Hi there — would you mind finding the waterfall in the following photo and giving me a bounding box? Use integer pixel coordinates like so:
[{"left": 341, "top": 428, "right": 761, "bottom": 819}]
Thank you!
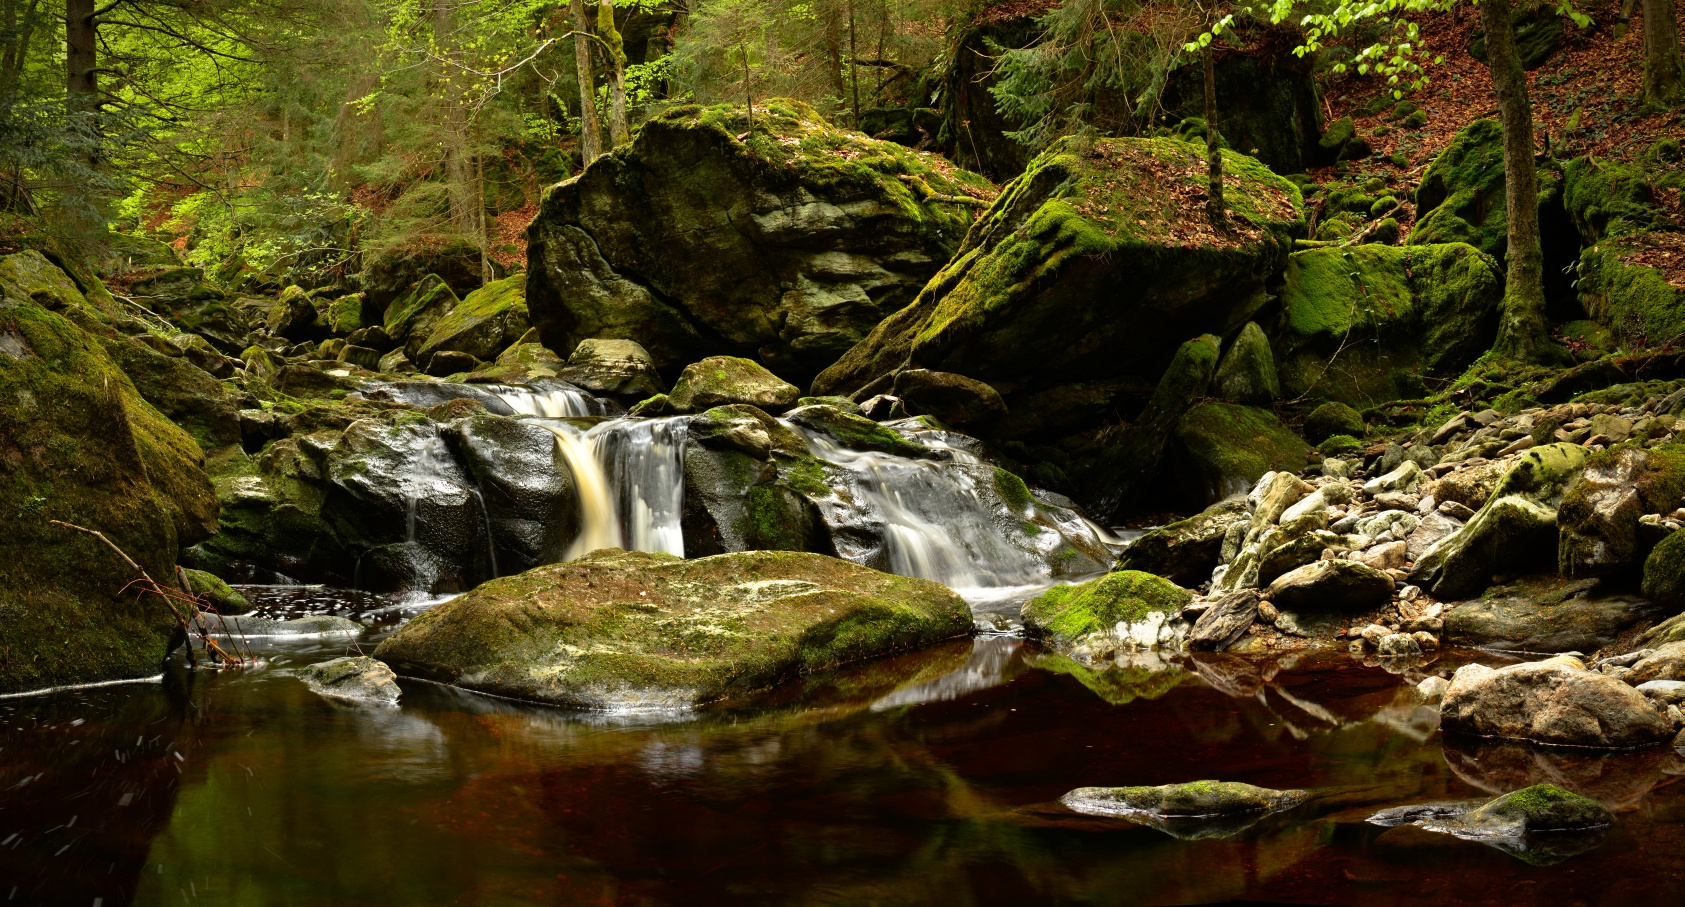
[
  {"left": 588, "top": 418, "right": 688, "bottom": 557},
  {"left": 491, "top": 383, "right": 608, "bottom": 418},
  {"left": 541, "top": 423, "right": 625, "bottom": 559}
]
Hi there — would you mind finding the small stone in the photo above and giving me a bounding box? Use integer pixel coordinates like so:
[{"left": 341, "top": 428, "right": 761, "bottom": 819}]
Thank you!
[
  {"left": 298, "top": 656, "right": 401, "bottom": 704},
  {"left": 1361, "top": 624, "right": 1391, "bottom": 645},
  {"left": 1399, "top": 584, "right": 1423, "bottom": 603},
  {"left": 1401, "top": 616, "right": 1444, "bottom": 633},
  {"left": 1412, "top": 630, "right": 1439, "bottom": 650},
  {"left": 1378, "top": 633, "right": 1422, "bottom": 656},
  {"left": 1437, "top": 500, "right": 1476, "bottom": 520},
  {"left": 1417, "top": 675, "right": 1449, "bottom": 701},
  {"left": 1257, "top": 601, "right": 1280, "bottom": 623}
]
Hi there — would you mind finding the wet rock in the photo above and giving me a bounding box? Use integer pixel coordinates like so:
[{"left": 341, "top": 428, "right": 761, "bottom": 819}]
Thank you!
[
  {"left": 1378, "top": 633, "right": 1421, "bottom": 656},
  {"left": 1022, "top": 571, "right": 1194, "bottom": 654},
  {"left": 784, "top": 404, "right": 930, "bottom": 458},
  {"left": 526, "top": 102, "right": 987, "bottom": 384},
  {"left": 1425, "top": 785, "right": 1611, "bottom": 837},
  {"left": 556, "top": 337, "right": 665, "bottom": 400},
  {"left": 1211, "top": 322, "right": 1280, "bottom": 404},
  {"left": 891, "top": 369, "right": 1007, "bottom": 433},
  {"left": 666, "top": 356, "right": 801, "bottom": 414},
  {"left": 1413, "top": 444, "right": 1590, "bottom": 598},
  {"left": 1061, "top": 781, "right": 1309, "bottom": 839},
  {"left": 442, "top": 412, "right": 577, "bottom": 574},
  {"left": 200, "top": 613, "right": 362, "bottom": 637},
  {"left": 680, "top": 406, "right": 831, "bottom": 557},
  {"left": 1267, "top": 560, "right": 1394, "bottom": 612},
  {"left": 1187, "top": 590, "right": 1260, "bottom": 652},
  {"left": 1117, "top": 499, "right": 1250, "bottom": 586},
  {"left": 182, "top": 568, "right": 252, "bottom": 616},
  {"left": 426, "top": 350, "right": 482, "bottom": 376},
  {"left": 1444, "top": 577, "right": 1659, "bottom": 653},
  {"left": 1441, "top": 656, "right": 1673, "bottom": 748},
  {"left": 373, "top": 549, "right": 973, "bottom": 709},
  {"left": 299, "top": 656, "right": 401, "bottom": 704}
]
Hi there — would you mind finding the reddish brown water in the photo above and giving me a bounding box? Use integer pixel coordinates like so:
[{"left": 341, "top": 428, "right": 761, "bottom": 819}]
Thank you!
[{"left": 3, "top": 588, "right": 1683, "bottom": 906}]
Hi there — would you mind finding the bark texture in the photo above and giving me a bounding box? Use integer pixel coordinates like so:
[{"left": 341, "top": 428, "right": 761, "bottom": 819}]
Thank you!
[
  {"left": 1642, "top": 0, "right": 1685, "bottom": 107},
  {"left": 570, "top": 0, "right": 602, "bottom": 164}
]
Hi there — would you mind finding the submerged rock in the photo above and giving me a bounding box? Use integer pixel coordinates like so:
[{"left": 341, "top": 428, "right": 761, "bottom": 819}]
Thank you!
[
  {"left": 525, "top": 101, "right": 990, "bottom": 383},
  {"left": 299, "top": 656, "right": 401, "bottom": 704},
  {"left": 1373, "top": 784, "right": 1610, "bottom": 865},
  {"left": 1062, "top": 781, "right": 1309, "bottom": 839},
  {"left": 200, "top": 613, "right": 362, "bottom": 637},
  {"left": 1441, "top": 656, "right": 1673, "bottom": 748},
  {"left": 372, "top": 549, "right": 973, "bottom": 709}
]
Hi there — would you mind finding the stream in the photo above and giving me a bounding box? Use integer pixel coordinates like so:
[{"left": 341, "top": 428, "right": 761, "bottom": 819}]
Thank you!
[{"left": 5, "top": 589, "right": 1684, "bottom": 905}]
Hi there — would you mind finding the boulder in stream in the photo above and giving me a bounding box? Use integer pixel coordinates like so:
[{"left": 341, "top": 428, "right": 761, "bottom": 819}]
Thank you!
[
  {"left": 1021, "top": 571, "right": 1194, "bottom": 655},
  {"left": 299, "top": 656, "right": 402, "bottom": 704},
  {"left": 1441, "top": 656, "right": 1674, "bottom": 748},
  {"left": 1444, "top": 577, "right": 1660, "bottom": 653},
  {"left": 666, "top": 356, "right": 802, "bottom": 414},
  {"left": 1062, "top": 781, "right": 1309, "bottom": 839},
  {"left": 372, "top": 549, "right": 973, "bottom": 709},
  {"left": 1267, "top": 560, "right": 1394, "bottom": 613}
]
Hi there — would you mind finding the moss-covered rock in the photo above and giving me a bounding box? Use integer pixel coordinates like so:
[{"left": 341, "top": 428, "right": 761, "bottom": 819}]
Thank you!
[
  {"left": 360, "top": 235, "right": 486, "bottom": 311},
  {"left": 1273, "top": 243, "right": 1503, "bottom": 406},
  {"left": 1115, "top": 498, "right": 1249, "bottom": 586},
  {"left": 891, "top": 369, "right": 1007, "bottom": 432},
  {"left": 555, "top": 337, "right": 665, "bottom": 400},
  {"left": 1169, "top": 401, "right": 1312, "bottom": 510},
  {"left": 1084, "top": 334, "right": 1222, "bottom": 516},
  {"left": 383, "top": 275, "right": 460, "bottom": 361},
  {"left": 784, "top": 404, "right": 930, "bottom": 458},
  {"left": 322, "top": 293, "right": 368, "bottom": 336},
  {"left": 1211, "top": 322, "right": 1280, "bottom": 404},
  {"left": 667, "top": 355, "right": 802, "bottom": 414},
  {"left": 681, "top": 404, "right": 833, "bottom": 556},
  {"left": 0, "top": 254, "right": 218, "bottom": 693},
  {"left": 372, "top": 548, "right": 972, "bottom": 708},
  {"left": 416, "top": 273, "right": 529, "bottom": 369},
  {"left": 96, "top": 332, "right": 246, "bottom": 452},
  {"left": 814, "top": 135, "right": 1301, "bottom": 422},
  {"left": 1414, "top": 443, "right": 1590, "bottom": 598},
  {"left": 1021, "top": 571, "right": 1193, "bottom": 649},
  {"left": 525, "top": 100, "right": 993, "bottom": 385},
  {"left": 1644, "top": 529, "right": 1685, "bottom": 608},
  {"left": 1410, "top": 120, "right": 1510, "bottom": 255},
  {"left": 181, "top": 567, "right": 251, "bottom": 615},
  {"left": 1557, "top": 444, "right": 1685, "bottom": 579},
  {"left": 1304, "top": 401, "right": 1364, "bottom": 443}
]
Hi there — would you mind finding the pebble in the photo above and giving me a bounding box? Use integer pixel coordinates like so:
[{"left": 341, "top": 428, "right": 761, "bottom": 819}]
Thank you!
[{"left": 1417, "top": 676, "right": 1449, "bottom": 702}]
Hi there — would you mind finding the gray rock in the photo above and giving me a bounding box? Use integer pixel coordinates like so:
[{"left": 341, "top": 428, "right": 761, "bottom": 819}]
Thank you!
[
  {"left": 1188, "top": 590, "right": 1260, "bottom": 652},
  {"left": 1061, "top": 781, "right": 1308, "bottom": 839},
  {"left": 892, "top": 369, "right": 1008, "bottom": 432},
  {"left": 442, "top": 412, "right": 578, "bottom": 573},
  {"left": 1267, "top": 559, "right": 1395, "bottom": 612},
  {"left": 299, "top": 656, "right": 401, "bottom": 704},
  {"left": 1630, "top": 642, "right": 1685, "bottom": 685},
  {"left": 1363, "top": 459, "right": 1421, "bottom": 495},
  {"left": 1441, "top": 656, "right": 1673, "bottom": 748},
  {"left": 667, "top": 356, "right": 801, "bottom": 414},
  {"left": 557, "top": 338, "right": 666, "bottom": 400},
  {"left": 1117, "top": 499, "right": 1250, "bottom": 586},
  {"left": 1444, "top": 577, "right": 1659, "bottom": 653},
  {"left": 1377, "top": 633, "right": 1422, "bottom": 656},
  {"left": 1420, "top": 784, "right": 1612, "bottom": 838},
  {"left": 1636, "top": 680, "right": 1685, "bottom": 707}
]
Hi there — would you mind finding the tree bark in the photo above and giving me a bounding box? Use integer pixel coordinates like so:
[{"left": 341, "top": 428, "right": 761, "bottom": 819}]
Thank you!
[
  {"left": 65, "top": 0, "right": 95, "bottom": 110},
  {"left": 823, "top": 3, "right": 845, "bottom": 104},
  {"left": 1203, "top": 47, "right": 1224, "bottom": 226},
  {"left": 598, "top": 0, "right": 629, "bottom": 148},
  {"left": 847, "top": 0, "right": 860, "bottom": 127},
  {"left": 570, "top": 0, "right": 602, "bottom": 165},
  {"left": 1642, "top": 0, "right": 1685, "bottom": 107},
  {"left": 1, "top": 0, "right": 42, "bottom": 99},
  {"left": 1479, "top": 0, "right": 1553, "bottom": 362}
]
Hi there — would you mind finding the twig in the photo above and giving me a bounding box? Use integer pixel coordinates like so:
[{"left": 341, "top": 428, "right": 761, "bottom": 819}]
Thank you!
[{"left": 50, "top": 520, "right": 151, "bottom": 580}]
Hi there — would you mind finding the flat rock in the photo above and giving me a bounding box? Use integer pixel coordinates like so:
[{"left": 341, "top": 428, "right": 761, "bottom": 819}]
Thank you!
[
  {"left": 299, "top": 656, "right": 401, "bottom": 704},
  {"left": 1062, "top": 781, "right": 1309, "bottom": 839},
  {"left": 1441, "top": 656, "right": 1673, "bottom": 748},
  {"left": 373, "top": 549, "right": 972, "bottom": 709},
  {"left": 1444, "top": 577, "right": 1659, "bottom": 653},
  {"left": 1188, "top": 590, "right": 1260, "bottom": 652}
]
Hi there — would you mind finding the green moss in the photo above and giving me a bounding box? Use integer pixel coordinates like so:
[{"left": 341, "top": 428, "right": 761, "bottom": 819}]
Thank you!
[
  {"left": 1643, "top": 529, "right": 1685, "bottom": 607},
  {"left": 1411, "top": 120, "right": 1507, "bottom": 255},
  {"left": 1171, "top": 402, "right": 1312, "bottom": 507},
  {"left": 323, "top": 294, "right": 366, "bottom": 335},
  {"left": 1574, "top": 242, "right": 1685, "bottom": 349},
  {"left": 1304, "top": 401, "right": 1365, "bottom": 443},
  {"left": 1021, "top": 571, "right": 1192, "bottom": 643},
  {"left": 1563, "top": 157, "right": 1665, "bottom": 241},
  {"left": 1320, "top": 434, "right": 1363, "bottom": 455},
  {"left": 994, "top": 467, "right": 1032, "bottom": 511}
]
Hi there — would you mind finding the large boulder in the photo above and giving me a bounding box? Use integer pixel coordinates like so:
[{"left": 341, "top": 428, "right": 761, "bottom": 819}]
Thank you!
[
  {"left": 525, "top": 100, "right": 993, "bottom": 385},
  {"left": 680, "top": 404, "right": 834, "bottom": 556},
  {"left": 556, "top": 337, "right": 665, "bottom": 400},
  {"left": 1559, "top": 445, "right": 1685, "bottom": 579},
  {"left": 1644, "top": 529, "right": 1685, "bottom": 608},
  {"left": 0, "top": 254, "right": 218, "bottom": 693},
  {"left": 1168, "top": 401, "right": 1312, "bottom": 510},
  {"left": 1267, "top": 559, "right": 1394, "bottom": 612},
  {"left": 1413, "top": 443, "right": 1589, "bottom": 599},
  {"left": 415, "top": 273, "right": 529, "bottom": 370},
  {"left": 360, "top": 235, "right": 486, "bottom": 311},
  {"left": 1410, "top": 120, "right": 1511, "bottom": 256},
  {"left": 96, "top": 331, "right": 247, "bottom": 452},
  {"left": 1272, "top": 243, "right": 1503, "bottom": 406},
  {"left": 442, "top": 411, "right": 578, "bottom": 574},
  {"left": 891, "top": 369, "right": 1007, "bottom": 433},
  {"left": 1210, "top": 322, "right": 1280, "bottom": 404},
  {"left": 1441, "top": 656, "right": 1673, "bottom": 747},
  {"left": 372, "top": 548, "right": 973, "bottom": 708},
  {"left": 383, "top": 275, "right": 461, "bottom": 361}
]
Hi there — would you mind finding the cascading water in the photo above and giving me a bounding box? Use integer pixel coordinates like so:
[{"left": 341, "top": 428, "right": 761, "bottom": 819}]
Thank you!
[{"left": 542, "top": 424, "right": 624, "bottom": 559}]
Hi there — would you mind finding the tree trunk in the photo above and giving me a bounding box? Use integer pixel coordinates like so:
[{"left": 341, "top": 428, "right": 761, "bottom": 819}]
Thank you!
[
  {"left": 1, "top": 0, "right": 42, "bottom": 99},
  {"left": 847, "top": 0, "right": 860, "bottom": 127},
  {"left": 1479, "top": 0, "right": 1553, "bottom": 362},
  {"left": 570, "top": 0, "right": 602, "bottom": 165},
  {"left": 741, "top": 41, "right": 753, "bottom": 130},
  {"left": 65, "top": 0, "right": 95, "bottom": 110},
  {"left": 823, "top": 4, "right": 845, "bottom": 104},
  {"left": 1642, "top": 0, "right": 1685, "bottom": 107},
  {"left": 1203, "top": 47, "right": 1224, "bottom": 226},
  {"left": 598, "top": 0, "right": 629, "bottom": 147}
]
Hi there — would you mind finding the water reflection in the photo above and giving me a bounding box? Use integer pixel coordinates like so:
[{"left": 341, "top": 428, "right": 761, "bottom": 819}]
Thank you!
[{"left": 3, "top": 588, "right": 1685, "bottom": 904}]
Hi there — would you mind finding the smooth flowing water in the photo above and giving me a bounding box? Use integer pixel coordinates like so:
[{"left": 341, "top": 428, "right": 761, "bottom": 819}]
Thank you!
[{"left": 4, "top": 588, "right": 1682, "bottom": 906}]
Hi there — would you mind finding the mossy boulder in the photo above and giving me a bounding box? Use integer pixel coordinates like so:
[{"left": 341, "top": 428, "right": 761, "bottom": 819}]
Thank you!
[
  {"left": 1411, "top": 120, "right": 1510, "bottom": 255},
  {"left": 1273, "top": 243, "right": 1503, "bottom": 407},
  {"left": 321, "top": 294, "right": 368, "bottom": 336},
  {"left": 0, "top": 254, "right": 219, "bottom": 693},
  {"left": 1211, "top": 322, "right": 1280, "bottom": 404},
  {"left": 96, "top": 332, "right": 247, "bottom": 452},
  {"left": 1304, "top": 401, "right": 1364, "bottom": 444},
  {"left": 360, "top": 235, "right": 486, "bottom": 311},
  {"left": 372, "top": 548, "right": 972, "bottom": 709},
  {"left": 667, "top": 356, "right": 802, "bottom": 414},
  {"left": 416, "top": 273, "right": 530, "bottom": 369},
  {"left": 814, "top": 136, "right": 1301, "bottom": 427},
  {"left": 1573, "top": 242, "right": 1684, "bottom": 350},
  {"left": 266, "top": 285, "right": 318, "bottom": 341},
  {"left": 1021, "top": 571, "right": 1194, "bottom": 649},
  {"left": 681, "top": 404, "right": 834, "bottom": 556},
  {"left": 181, "top": 567, "right": 251, "bottom": 615},
  {"left": 1084, "top": 334, "right": 1222, "bottom": 517},
  {"left": 890, "top": 368, "right": 1007, "bottom": 432},
  {"left": 1456, "top": 785, "right": 1610, "bottom": 836},
  {"left": 1115, "top": 498, "right": 1249, "bottom": 586},
  {"left": 1169, "top": 401, "right": 1312, "bottom": 510},
  {"left": 1644, "top": 529, "right": 1685, "bottom": 608},
  {"left": 1414, "top": 444, "right": 1590, "bottom": 598},
  {"left": 525, "top": 100, "right": 993, "bottom": 385},
  {"left": 383, "top": 275, "right": 461, "bottom": 361},
  {"left": 1558, "top": 445, "right": 1685, "bottom": 579}
]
